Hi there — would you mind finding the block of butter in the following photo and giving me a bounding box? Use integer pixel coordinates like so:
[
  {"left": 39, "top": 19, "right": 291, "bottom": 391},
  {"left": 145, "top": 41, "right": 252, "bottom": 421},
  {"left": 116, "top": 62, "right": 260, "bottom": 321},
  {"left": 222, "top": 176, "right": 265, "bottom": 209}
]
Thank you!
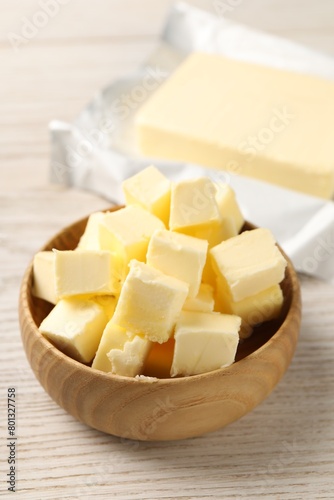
[
  {"left": 210, "top": 228, "right": 287, "bottom": 302},
  {"left": 215, "top": 184, "right": 244, "bottom": 234},
  {"left": 92, "top": 322, "right": 151, "bottom": 377},
  {"left": 169, "top": 177, "right": 235, "bottom": 248},
  {"left": 32, "top": 251, "right": 57, "bottom": 304},
  {"left": 135, "top": 53, "right": 334, "bottom": 199},
  {"left": 39, "top": 298, "right": 109, "bottom": 363},
  {"left": 146, "top": 228, "right": 208, "bottom": 298},
  {"left": 215, "top": 282, "right": 284, "bottom": 338},
  {"left": 54, "top": 249, "right": 121, "bottom": 297},
  {"left": 171, "top": 311, "right": 241, "bottom": 377},
  {"left": 99, "top": 205, "right": 165, "bottom": 271},
  {"left": 112, "top": 259, "right": 189, "bottom": 343},
  {"left": 122, "top": 165, "right": 171, "bottom": 226},
  {"left": 107, "top": 336, "right": 152, "bottom": 378},
  {"left": 77, "top": 211, "right": 107, "bottom": 251}
]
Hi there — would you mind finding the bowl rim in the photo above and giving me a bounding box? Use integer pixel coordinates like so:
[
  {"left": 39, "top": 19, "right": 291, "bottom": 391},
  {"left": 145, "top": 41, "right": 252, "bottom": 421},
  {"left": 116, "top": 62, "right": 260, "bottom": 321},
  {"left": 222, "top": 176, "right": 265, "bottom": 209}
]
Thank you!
[{"left": 19, "top": 207, "right": 301, "bottom": 387}]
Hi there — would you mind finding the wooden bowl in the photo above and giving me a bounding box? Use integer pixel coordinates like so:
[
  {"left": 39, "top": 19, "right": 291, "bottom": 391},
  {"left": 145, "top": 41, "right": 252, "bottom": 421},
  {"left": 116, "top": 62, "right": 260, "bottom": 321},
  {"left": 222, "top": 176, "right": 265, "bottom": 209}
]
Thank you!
[{"left": 19, "top": 208, "right": 301, "bottom": 441}]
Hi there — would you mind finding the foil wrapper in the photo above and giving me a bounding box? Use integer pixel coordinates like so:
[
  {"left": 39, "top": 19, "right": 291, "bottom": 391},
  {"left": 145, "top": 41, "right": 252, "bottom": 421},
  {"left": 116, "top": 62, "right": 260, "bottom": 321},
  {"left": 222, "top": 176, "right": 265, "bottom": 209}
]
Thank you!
[{"left": 50, "top": 2, "right": 334, "bottom": 283}]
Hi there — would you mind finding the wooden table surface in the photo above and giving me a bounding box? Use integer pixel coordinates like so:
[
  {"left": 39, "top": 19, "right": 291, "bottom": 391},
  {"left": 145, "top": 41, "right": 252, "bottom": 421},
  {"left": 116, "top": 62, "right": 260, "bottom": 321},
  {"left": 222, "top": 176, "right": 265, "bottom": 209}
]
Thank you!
[{"left": 1, "top": 1, "right": 334, "bottom": 498}]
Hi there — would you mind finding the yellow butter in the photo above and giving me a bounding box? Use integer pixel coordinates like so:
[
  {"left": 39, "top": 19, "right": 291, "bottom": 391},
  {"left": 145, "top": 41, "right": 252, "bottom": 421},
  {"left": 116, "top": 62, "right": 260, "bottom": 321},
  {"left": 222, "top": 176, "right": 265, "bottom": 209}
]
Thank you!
[
  {"left": 112, "top": 260, "right": 189, "bottom": 343},
  {"left": 171, "top": 311, "right": 241, "bottom": 377},
  {"left": 77, "top": 211, "right": 107, "bottom": 250},
  {"left": 99, "top": 205, "right": 164, "bottom": 273},
  {"left": 92, "top": 322, "right": 151, "bottom": 376},
  {"left": 122, "top": 165, "right": 171, "bottom": 226},
  {"left": 201, "top": 257, "right": 217, "bottom": 288},
  {"left": 39, "top": 298, "right": 109, "bottom": 363},
  {"left": 169, "top": 178, "right": 232, "bottom": 248},
  {"left": 210, "top": 228, "right": 287, "bottom": 302},
  {"left": 136, "top": 52, "right": 334, "bottom": 199},
  {"left": 215, "top": 184, "right": 244, "bottom": 234},
  {"left": 183, "top": 283, "right": 214, "bottom": 313},
  {"left": 32, "top": 251, "right": 57, "bottom": 304},
  {"left": 107, "top": 336, "right": 152, "bottom": 378},
  {"left": 92, "top": 323, "right": 129, "bottom": 372},
  {"left": 54, "top": 249, "right": 121, "bottom": 297},
  {"left": 92, "top": 295, "right": 118, "bottom": 320},
  {"left": 146, "top": 229, "right": 208, "bottom": 298},
  {"left": 215, "top": 282, "right": 284, "bottom": 338}
]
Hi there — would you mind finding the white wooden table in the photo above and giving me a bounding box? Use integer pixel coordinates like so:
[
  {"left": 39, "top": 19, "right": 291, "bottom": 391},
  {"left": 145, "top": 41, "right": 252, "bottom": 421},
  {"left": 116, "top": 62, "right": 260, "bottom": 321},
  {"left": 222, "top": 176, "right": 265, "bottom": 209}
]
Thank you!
[{"left": 1, "top": 1, "right": 334, "bottom": 498}]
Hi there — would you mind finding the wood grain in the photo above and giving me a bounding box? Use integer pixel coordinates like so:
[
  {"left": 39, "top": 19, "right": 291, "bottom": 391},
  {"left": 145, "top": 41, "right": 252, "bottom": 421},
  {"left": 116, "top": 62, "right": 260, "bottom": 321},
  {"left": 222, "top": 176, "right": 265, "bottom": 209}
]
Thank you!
[{"left": 1, "top": 0, "right": 334, "bottom": 498}]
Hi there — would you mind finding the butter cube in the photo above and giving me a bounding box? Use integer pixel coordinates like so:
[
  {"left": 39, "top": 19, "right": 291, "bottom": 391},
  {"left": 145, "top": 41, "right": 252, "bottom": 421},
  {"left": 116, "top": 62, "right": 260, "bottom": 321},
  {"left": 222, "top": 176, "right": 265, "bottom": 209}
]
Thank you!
[
  {"left": 112, "top": 260, "right": 189, "bottom": 343},
  {"left": 215, "top": 184, "right": 245, "bottom": 234},
  {"left": 169, "top": 178, "right": 232, "bottom": 248},
  {"left": 107, "top": 336, "right": 152, "bottom": 378},
  {"left": 92, "top": 323, "right": 129, "bottom": 372},
  {"left": 39, "top": 298, "right": 109, "bottom": 363},
  {"left": 32, "top": 251, "right": 57, "bottom": 304},
  {"left": 210, "top": 228, "right": 287, "bottom": 302},
  {"left": 92, "top": 322, "right": 151, "bottom": 376},
  {"left": 54, "top": 249, "right": 121, "bottom": 297},
  {"left": 122, "top": 165, "right": 171, "bottom": 226},
  {"left": 99, "top": 205, "right": 164, "bottom": 272},
  {"left": 183, "top": 283, "right": 214, "bottom": 313},
  {"left": 215, "top": 282, "right": 284, "bottom": 338},
  {"left": 77, "top": 211, "right": 106, "bottom": 250},
  {"left": 146, "top": 229, "right": 208, "bottom": 298},
  {"left": 171, "top": 311, "right": 241, "bottom": 377}
]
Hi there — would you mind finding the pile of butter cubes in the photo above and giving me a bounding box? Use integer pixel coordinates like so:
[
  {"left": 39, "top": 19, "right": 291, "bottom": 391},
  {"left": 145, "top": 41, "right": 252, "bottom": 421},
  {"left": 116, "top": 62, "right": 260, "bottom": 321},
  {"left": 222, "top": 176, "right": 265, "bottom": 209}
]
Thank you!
[{"left": 33, "top": 166, "right": 287, "bottom": 378}]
